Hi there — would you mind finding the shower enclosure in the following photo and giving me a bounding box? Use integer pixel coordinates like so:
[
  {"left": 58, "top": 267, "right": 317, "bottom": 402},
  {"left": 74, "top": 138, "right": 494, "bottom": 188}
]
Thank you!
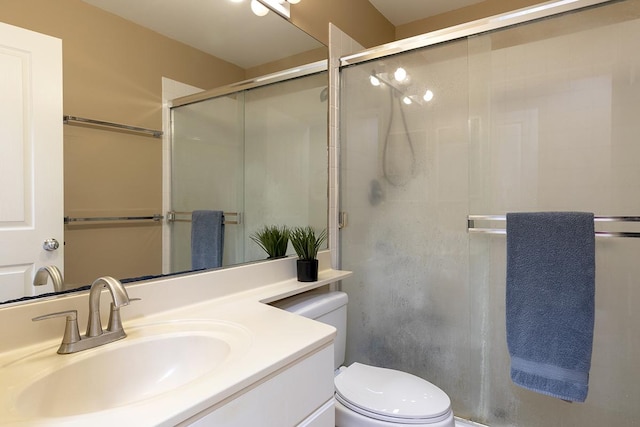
[
  {"left": 170, "top": 68, "right": 328, "bottom": 271},
  {"left": 339, "top": 0, "right": 640, "bottom": 425}
]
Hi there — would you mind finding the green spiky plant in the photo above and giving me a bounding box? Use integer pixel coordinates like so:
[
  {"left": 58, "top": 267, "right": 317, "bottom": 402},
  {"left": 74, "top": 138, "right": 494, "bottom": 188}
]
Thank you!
[
  {"left": 289, "top": 227, "right": 327, "bottom": 260},
  {"left": 250, "top": 225, "right": 290, "bottom": 258}
]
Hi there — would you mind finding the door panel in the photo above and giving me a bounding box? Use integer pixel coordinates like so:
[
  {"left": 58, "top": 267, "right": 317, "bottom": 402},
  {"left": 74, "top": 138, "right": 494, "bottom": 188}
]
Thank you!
[{"left": 0, "top": 22, "right": 63, "bottom": 301}]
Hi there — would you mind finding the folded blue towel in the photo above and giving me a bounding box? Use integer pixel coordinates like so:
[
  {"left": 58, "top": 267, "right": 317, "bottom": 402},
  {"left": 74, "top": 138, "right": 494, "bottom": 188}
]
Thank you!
[
  {"left": 506, "top": 212, "right": 595, "bottom": 402},
  {"left": 191, "top": 210, "right": 225, "bottom": 270}
]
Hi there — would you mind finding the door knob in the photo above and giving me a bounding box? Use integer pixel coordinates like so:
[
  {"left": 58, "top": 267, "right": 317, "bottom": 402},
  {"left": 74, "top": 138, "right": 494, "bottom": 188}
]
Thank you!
[{"left": 43, "top": 238, "right": 60, "bottom": 251}]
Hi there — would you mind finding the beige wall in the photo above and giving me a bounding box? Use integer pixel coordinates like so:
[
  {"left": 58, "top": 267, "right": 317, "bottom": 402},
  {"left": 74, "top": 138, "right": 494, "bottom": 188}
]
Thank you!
[
  {"left": 0, "top": 0, "right": 245, "bottom": 128},
  {"left": 246, "top": 46, "right": 328, "bottom": 79},
  {"left": 396, "top": 0, "right": 548, "bottom": 39},
  {"left": 292, "top": 0, "right": 395, "bottom": 48},
  {"left": 291, "top": 0, "right": 550, "bottom": 47}
]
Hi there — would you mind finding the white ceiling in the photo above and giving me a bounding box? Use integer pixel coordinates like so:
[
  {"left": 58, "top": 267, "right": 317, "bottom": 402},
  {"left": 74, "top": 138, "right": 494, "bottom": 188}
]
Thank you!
[
  {"left": 82, "top": 0, "right": 485, "bottom": 69},
  {"left": 82, "top": 0, "right": 322, "bottom": 69},
  {"left": 369, "top": 0, "right": 485, "bottom": 26}
]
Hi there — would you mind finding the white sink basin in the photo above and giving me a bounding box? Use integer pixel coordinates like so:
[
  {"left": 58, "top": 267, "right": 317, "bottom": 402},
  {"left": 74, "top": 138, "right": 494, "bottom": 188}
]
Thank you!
[{"left": 4, "top": 320, "right": 252, "bottom": 418}]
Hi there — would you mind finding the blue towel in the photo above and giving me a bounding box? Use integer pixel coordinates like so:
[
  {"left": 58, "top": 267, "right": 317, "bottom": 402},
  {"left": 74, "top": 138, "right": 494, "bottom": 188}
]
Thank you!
[
  {"left": 506, "top": 212, "right": 595, "bottom": 402},
  {"left": 191, "top": 210, "right": 225, "bottom": 270}
]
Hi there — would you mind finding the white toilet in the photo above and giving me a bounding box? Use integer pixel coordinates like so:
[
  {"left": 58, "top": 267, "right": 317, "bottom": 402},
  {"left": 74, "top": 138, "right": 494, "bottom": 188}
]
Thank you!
[{"left": 274, "top": 290, "right": 455, "bottom": 427}]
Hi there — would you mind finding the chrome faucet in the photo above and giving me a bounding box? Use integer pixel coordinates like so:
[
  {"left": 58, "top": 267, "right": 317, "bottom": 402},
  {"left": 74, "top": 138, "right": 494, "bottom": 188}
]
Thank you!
[
  {"left": 33, "top": 265, "right": 64, "bottom": 292},
  {"left": 33, "top": 276, "right": 136, "bottom": 354},
  {"left": 86, "top": 276, "right": 131, "bottom": 337}
]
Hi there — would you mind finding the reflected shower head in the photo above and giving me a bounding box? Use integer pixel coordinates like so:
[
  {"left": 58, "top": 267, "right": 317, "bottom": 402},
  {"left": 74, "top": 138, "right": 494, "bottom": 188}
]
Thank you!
[{"left": 320, "top": 87, "right": 328, "bottom": 102}]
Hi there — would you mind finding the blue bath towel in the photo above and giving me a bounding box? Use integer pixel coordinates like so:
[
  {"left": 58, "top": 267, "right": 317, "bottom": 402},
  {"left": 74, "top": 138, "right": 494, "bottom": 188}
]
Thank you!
[
  {"left": 506, "top": 212, "right": 595, "bottom": 402},
  {"left": 191, "top": 210, "right": 225, "bottom": 270}
]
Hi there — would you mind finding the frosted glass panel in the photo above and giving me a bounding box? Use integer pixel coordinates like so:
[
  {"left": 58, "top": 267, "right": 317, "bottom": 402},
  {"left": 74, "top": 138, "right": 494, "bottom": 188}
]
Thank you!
[
  {"left": 340, "top": 40, "right": 478, "bottom": 418},
  {"left": 171, "top": 93, "right": 245, "bottom": 271},
  {"left": 244, "top": 72, "right": 328, "bottom": 263},
  {"left": 340, "top": 1, "right": 640, "bottom": 425},
  {"left": 170, "top": 71, "right": 328, "bottom": 271},
  {"left": 468, "top": 2, "right": 640, "bottom": 425}
]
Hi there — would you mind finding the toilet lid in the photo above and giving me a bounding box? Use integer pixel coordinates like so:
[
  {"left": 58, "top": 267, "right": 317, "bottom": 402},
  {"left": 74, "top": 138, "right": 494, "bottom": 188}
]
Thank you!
[{"left": 334, "top": 363, "right": 452, "bottom": 422}]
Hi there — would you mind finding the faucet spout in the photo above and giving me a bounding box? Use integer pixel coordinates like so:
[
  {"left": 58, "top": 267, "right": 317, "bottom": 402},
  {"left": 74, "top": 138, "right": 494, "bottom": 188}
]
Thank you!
[
  {"left": 87, "top": 276, "right": 130, "bottom": 337},
  {"left": 33, "top": 265, "right": 64, "bottom": 292}
]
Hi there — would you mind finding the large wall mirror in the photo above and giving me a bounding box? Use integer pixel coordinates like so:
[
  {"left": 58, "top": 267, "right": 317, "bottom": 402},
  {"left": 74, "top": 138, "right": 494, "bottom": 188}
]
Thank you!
[{"left": 0, "top": 0, "right": 327, "bottom": 304}]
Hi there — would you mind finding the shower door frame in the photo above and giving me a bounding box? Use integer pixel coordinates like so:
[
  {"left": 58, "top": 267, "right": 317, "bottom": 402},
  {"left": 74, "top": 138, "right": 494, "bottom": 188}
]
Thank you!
[
  {"left": 165, "top": 60, "right": 329, "bottom": 273},
  {"left": 335, "top": 0, "right": 630, "bottom": 424},
  {"left": 340, "top": 0, "right": 614, "bottom": 68}
]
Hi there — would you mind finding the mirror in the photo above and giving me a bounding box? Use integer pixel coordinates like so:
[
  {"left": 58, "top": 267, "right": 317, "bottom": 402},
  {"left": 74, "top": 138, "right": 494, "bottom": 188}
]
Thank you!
[
  {"left": 0, "top": 0, "right": 326, "bottom": 304},
  {"left": 169, "top": 70, "right": 329, "bottom": 272}
]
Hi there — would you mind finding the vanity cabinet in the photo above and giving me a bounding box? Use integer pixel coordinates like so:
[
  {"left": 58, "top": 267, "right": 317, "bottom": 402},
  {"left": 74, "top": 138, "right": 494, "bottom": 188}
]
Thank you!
[{"left": 183, "top": 344, "right": 335, "bottom": 427}]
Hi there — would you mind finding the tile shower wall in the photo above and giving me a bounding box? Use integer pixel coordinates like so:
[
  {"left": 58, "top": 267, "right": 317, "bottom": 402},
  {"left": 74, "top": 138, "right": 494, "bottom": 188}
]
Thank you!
[{"left": 340, "top": 1, "right": 640, "bottom": 425}]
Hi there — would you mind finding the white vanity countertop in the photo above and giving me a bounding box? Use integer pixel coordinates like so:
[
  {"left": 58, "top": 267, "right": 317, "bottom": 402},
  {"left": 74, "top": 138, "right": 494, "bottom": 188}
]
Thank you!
[{"left": 0, "top": 252, "right": 352, "bottom": 426}]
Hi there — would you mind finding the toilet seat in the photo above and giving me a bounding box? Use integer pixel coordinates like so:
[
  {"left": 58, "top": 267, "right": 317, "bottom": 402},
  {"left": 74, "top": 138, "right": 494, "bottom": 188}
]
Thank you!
[{"left": 334, "top": 363, "right": 452, "bottom": 425}]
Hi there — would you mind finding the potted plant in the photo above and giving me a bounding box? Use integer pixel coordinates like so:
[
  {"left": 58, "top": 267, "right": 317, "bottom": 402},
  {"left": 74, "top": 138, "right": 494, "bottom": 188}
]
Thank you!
[
  {"left": 289, "top": 226, "right": 327, "bottom": 282},
  {"left": 250, "top": 225, "right": 290, "bottom": 259}
]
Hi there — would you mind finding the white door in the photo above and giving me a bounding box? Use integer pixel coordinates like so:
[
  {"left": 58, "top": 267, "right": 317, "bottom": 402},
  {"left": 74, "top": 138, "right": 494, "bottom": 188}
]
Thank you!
[{"left": 0, "top": 22, "right": 63, "bottom": 301}]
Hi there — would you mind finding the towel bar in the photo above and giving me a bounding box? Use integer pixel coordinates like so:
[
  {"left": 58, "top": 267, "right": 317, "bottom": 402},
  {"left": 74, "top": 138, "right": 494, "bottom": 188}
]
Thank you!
[
  {"left": 64, "top": 215, "right": 163, "bottom": 224},
  {"left": 467, "top": 215, "right": 640, "bottom": 238},
  {"left": 63, "top": 115, "right": 163, "bottom": 138},
  {"left": 166, "top": 211, "right": 241, "bottom": 225}
]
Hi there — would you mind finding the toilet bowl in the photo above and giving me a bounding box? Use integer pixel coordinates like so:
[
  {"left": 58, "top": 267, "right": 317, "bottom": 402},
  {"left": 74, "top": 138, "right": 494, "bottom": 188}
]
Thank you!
[
  {"left": 335, "top": 363, "right": 454, "bottom": 426},
  {"left": 273, "top": 290, "right": 455, "bottom": 427}
]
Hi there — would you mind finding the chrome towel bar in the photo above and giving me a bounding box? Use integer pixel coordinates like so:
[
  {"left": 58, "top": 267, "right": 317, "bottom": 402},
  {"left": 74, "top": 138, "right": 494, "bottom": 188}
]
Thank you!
[
  {"left": 63, "top": 115, "right": 163, "bottom": 138},
  {"left": 64, "top": 215, "right": 163, "bottom": 224},
  {"left": 166, "top": 211, "right": 241, "bottom": 225},
  {"left": 467, "top": 215, "right": 640, "bottom": 238}
]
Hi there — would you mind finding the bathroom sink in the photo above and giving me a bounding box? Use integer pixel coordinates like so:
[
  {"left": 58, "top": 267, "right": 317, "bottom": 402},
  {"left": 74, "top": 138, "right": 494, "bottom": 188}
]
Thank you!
[{"left": 5, "top": 320, "right": 251, "bottom": 418}]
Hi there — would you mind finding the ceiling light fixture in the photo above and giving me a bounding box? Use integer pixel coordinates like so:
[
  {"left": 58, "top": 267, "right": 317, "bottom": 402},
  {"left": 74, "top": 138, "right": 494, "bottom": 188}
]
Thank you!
[
  {"left": 251, "top": 0, "right": 270, "bottom": 16},
  {"left": 394, "top": 67, "right": 407, "bottom": 82},
  {"left": 252, "top": 0, "right": 302, "bottom": 18},
  {"left": 369, "top": 70, "right": 426, "bottom": 106}
]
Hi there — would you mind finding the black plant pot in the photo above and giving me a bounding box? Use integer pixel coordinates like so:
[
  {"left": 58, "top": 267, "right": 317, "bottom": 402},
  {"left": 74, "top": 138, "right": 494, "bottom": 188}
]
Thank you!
[{"left": 296, "top": 259, "right": 319, "bottom": 282}]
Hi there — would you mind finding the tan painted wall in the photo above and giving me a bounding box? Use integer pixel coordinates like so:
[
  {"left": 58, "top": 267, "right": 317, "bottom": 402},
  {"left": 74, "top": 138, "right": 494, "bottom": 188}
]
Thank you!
[
  {"left": 291, "top": 0, "right": 395, "bottom": 48},
  {"left": 396, "top": 0, "right": 549, "bottom": 40},
  {"left": 246, "top": 46, "right": 328, "bottom": 79},
  {"left": 291, "top": 0, "right": 551, "bottom": 46},
  {"left": 0, "top": 0, "right": 246, "bottom": 285}
]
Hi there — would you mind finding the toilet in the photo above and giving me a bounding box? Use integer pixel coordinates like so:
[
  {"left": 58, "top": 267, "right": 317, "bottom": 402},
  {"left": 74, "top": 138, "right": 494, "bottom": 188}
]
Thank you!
[{"left": 273, "top": 290, "right": 455, "bottom": 427}]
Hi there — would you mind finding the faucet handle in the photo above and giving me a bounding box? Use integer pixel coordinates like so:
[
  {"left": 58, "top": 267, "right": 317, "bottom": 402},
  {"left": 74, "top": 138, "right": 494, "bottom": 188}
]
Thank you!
[
  {"left": 33, "top": 310, "right": 82, "bottom": 354},
  {"left": 106, "top": 297, "right": 141, "bottom": 333}
]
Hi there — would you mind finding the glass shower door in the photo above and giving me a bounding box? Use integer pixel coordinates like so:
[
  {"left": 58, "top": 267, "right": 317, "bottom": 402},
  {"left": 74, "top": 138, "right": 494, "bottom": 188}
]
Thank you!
[
  {"left": 243, "top": 72, "right": 328, "bottom": 263},
  {"left": 339, "top": 39, "right": 479, "bottom": 418},
  {"left": 467, "top": 2, "right": 640, "bottom": 424},
  {"left": 169, "top": 69, "right": 328, "bottom": 271},
  {"left": 170, "top": 93, "right": 245, "bottom": 272},
  {"left": 340, "top": 1, "right": 640, "bottom": 425}
]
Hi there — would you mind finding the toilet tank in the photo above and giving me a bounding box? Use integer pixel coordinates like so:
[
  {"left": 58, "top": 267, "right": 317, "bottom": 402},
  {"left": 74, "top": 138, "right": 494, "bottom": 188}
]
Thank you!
[{"left": 272, "top": 290, "right": 348, "bottom": 370}]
